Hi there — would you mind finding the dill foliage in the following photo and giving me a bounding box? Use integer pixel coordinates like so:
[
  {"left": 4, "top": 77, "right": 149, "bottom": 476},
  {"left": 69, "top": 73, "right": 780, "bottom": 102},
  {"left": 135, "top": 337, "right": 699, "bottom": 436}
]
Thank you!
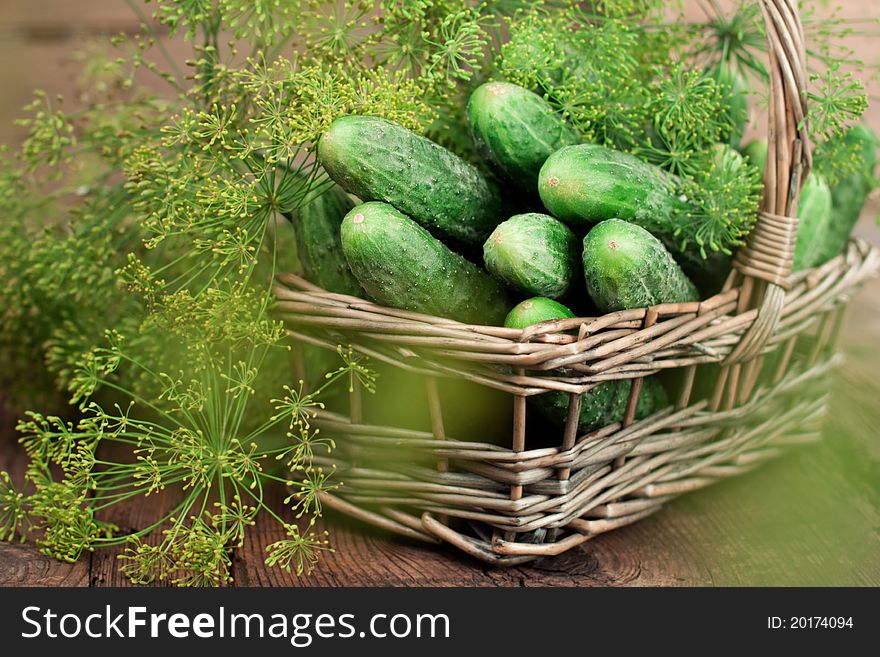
[
  {"left": 494, "top": 2, "right": 763, "bottom": 255},
  {"left": 0, "top": 0, "right": 873, "bottom": 585}
]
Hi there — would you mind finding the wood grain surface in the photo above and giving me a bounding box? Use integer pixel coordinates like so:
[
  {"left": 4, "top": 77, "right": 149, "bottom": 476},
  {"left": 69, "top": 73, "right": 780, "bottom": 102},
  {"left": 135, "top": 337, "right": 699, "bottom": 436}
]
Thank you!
[
  {"left": 0, "top": 0, "right": 878, "bottom": 587},
  {"left": 0, "top": 401, "right": 91, "bottom": 587}
]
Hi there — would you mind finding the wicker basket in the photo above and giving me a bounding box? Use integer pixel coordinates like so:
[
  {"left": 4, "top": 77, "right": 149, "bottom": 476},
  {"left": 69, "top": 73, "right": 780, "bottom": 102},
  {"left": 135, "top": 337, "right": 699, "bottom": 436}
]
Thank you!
[{"left": 273, "top": 0, "right": 880, "bottom": 565}]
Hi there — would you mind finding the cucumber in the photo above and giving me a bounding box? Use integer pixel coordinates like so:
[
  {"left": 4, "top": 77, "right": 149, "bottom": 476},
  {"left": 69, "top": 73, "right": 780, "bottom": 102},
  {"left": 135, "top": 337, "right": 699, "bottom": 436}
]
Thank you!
[
  {"left": 537, "top": 144, "right": 750, "bottom": 289},
  {"left": 708, "top": 61, "right": 749, "bottom": 147},
  {"left": 712, "top": 142, "right": 746, "bottom": 171},
  {"left": 538, "top": 144, "right": 740, "bottom": 290},
  {"left": 539, "top": 144, "right": 686, "bottom": 230},
  {"left": 739, "top": 138, "right": 838, "bottom": 271},
  {"left": 467, "top": 81, "right": 579, "bottom": 191},
  {"left": 741, "top": 138, "right": 767, "bottom": 171},
  {"left": 318, "top": 115, "right": 504, "bottom": 245},
  {"left": 822, "top": 125, "right": 877, "bottom": 261},
  {"left": 533, "top": 377, "right": 668, "bottom": 434},
  {"left": 583, "top": 219, "right": 699, "bottom": 313},
  {"left": 749, "top": 127, "right": 878, "bottom": 267},
  {"left": 793, "top": 175, "right": 833, "bottom": 270},
  {"left": 292, "top": 183, "right": 364, "bottom": 297},
  {"left": 538, "top": 142, "right": 726, "bottom": 286},
  {"left": 483, "top": 213, "right": 579, "bottom": 298},
  {"left": 504, "top": 297, "right": 575, "bottom": 329},
  {"left": 744, "top": 125, "right": 877, "bottom": 271},
  {"left": 340, "top": 202, "right": 510, "bottom": 325}
]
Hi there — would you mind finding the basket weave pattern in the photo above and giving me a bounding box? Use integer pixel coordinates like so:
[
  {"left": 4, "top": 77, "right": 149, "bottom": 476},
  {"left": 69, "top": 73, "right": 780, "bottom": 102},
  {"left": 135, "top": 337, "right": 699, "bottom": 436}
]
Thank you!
[{"left": 274, "top": 0, "right": 880, "bottom": 564}]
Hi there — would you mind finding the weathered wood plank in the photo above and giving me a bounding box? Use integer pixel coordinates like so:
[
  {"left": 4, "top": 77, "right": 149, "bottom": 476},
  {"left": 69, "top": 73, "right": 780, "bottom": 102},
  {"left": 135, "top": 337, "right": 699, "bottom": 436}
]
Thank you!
[
  {"left": 0, "top": 402, "right": 91, "bottom": 587},
  {"left": 88, "top": 487, "right": 181, "bottom": 588},
  {"left": 234, "top": 485, "right": 501, "bottom": 587},
  {"left": 0, "top": 541, "right": 90, "bottom": 587}
]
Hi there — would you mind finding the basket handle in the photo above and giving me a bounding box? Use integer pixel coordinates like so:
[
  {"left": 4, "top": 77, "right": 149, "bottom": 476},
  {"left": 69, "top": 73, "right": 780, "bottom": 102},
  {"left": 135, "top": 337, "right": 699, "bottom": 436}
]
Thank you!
[{"left": 723, "top": 0, "right": 812, "bottom": 364}]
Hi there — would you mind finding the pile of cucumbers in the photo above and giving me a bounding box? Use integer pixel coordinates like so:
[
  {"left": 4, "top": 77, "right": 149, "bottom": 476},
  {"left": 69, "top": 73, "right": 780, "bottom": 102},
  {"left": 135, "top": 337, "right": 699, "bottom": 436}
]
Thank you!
[{"left": 294, "top": 80, "right": 875, "bottom": 433}]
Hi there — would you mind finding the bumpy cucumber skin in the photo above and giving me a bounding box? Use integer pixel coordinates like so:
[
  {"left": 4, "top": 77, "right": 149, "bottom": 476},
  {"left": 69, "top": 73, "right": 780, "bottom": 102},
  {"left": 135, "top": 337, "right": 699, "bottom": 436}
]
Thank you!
[
  {"left": 467, "top": 81, "right": 579, "bottom": 191},
  {"left": 539, "top": 144, "right": 685, "bottom": 230},
  {"left": 504, "top": 297, "right": 575, "bottom": 329},
  {"left": 539, "top": 144, "right": 734, "bottom": 289},
  {"left": 484, "top": 213, "right": 579, "bottom": 298},
  {"left": 318, "top": 116, "right": 505, "bottom": 245},
  {"left": 293, "top": 184, "right": 364, "bottom": 297},
  {"left": 583, "top": 219, "right": 699, "bottom": 313},
  {"left": 340, "top": 202, "right": 510, "bottom": 325},
  {"left": 533, "top": 377, "right": 668, "bottom": 434}
]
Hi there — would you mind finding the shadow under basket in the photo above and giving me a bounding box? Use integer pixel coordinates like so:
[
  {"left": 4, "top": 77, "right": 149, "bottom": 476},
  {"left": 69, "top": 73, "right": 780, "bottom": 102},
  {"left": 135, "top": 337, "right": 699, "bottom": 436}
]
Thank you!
[{"left": 274, "top": 0, "right": 880, "bottom": 565}]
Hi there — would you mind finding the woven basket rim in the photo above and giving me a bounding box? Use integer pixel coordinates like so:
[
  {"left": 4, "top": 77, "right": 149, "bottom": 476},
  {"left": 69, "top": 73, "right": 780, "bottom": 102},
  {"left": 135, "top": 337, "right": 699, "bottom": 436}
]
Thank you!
[
  {"left": 277, "top": 239, "right": 877, "bottom": 336},
  {"left": 275, "top": 239, "right": 880, "bottom": 397}
]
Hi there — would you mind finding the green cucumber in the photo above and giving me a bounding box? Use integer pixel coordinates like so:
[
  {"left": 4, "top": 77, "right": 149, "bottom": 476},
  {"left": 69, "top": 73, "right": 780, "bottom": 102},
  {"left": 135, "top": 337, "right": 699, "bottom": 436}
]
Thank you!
[
  {"left": 318, "top": 115, "right": 504, "bottom": 244},
  {"left": 823, "top": 125, "right": 877, "bottom": 261},
  {"left": 793, "top": 175, "right": 833, "bottom": 270},
  {"left": 504, "top": 297, "right": 575, "bottom": 329},
  {"left": 293, "top": 184, "right": 364, "bottom": 297},
  {"left": 539, "top": 144, "right": 739, "bottom": 291},
  {"left": 340, "top": 202, "right": 510, "bottom": 325},
  {"left": 533, "top": 377, "right": 668, "bottom": 434},
  {"left": 708, "top": 61, "right": 749, "bottom": 147},
  {"left": 741, "top": 138, "right": 767, "bottom": 171},
  {"left": 712, "top": 142, "right": 746, "bottom": 171},
  {"left": 749, "top": 127, "right": 877, "bottom": 267},
  {"left": 483, "top": 213, "right": 579, "bottom": 298},
  {"left": 467, "top": 81, "right": 578, "bottom": 191},
  {"left": 583, "top": 219, "right": 699, "bottom": 312},
  {"left": 539, "top": 144, "right": 687, "bottom": 230},
  {"left": 538, "top": 143, "right": 728, "bottom": 288},
  {"left": 739, "top": 138, "right": 839, "bottom": 271}
]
